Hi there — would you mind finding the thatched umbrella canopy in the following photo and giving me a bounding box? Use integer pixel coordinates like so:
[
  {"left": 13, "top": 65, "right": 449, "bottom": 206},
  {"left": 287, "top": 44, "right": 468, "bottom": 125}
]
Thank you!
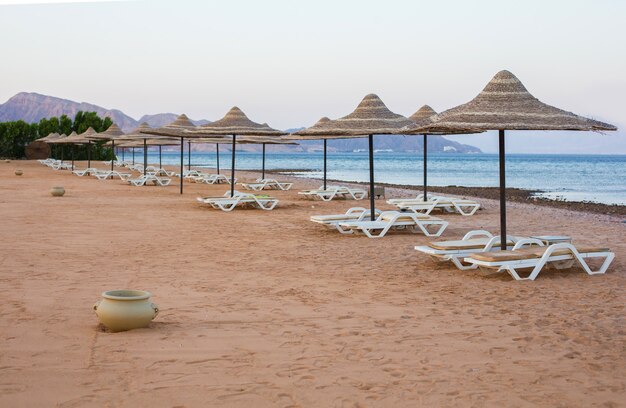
[
  {"left": 405, "top": 105, "right": 486, "bottom": 201},
  {"left": 36, "top": 132, "right": 60, "bottom": 142},
  {"left": 139, "top": 114, "right": 205, "bottom": 194},
  {"left": 54, "top": 131, "right": 89, "bottom": 171},
  {"left": 109, "top": 136, "right": 179, "bottom": 169},
  {"left": 46, "top": 133, "right": 70, "bottom": 161},
  {"left": 84, "top": 123, "right": 125, "bottom": 173},
  {"left": 404, "top": 70, "right": 618, "bottom": 249},
  {"left": 183, "top": 107, "right": 287, "bottom": 197},
  {"left": 238, "top": 134, "right": 297, "bottom": 180},
  {"left": 285, "top": 117, "right": 341, "bottom": 189},
  {"left": 293, "top": 94, "right": 415, "bottom": 219},
  {"left": 78, "top": 127, "right": 99, "bottom": 168}
]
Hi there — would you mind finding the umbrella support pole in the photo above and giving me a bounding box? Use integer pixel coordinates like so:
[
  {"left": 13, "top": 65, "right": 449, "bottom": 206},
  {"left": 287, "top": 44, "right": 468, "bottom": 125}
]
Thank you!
[
  {"left": 61, "top": 146, "right": 64, "bottom": 162},
  {"left": 187, "top": 141, "right": 191, "bottom": 171},
  {"left": 71, "top": 145, "right": 75, "bottom": 171},
  {"left": 88, "top": 141, "right": 92, "bottom": 168},
  {"left": 368, "top": 134, "right": 375, "bottom": 221},
  {"left": 499, "top": 130, "right": 507, "bottom": 251},
  {"left": 132, "top": 147, "right": 135, "bottom": 165},
  {"left": 110, "top": 140, "right": 115, "bottom": 178},
  {"left": 159, "top": 145, "right": 162, "bottom": 169},
  {"left": 323, "top": 139, "right": 327, "bottom": 190},
  {"left": 423, "top": 134, "right": 427, "bottom": 201},
  {"left": 180, "top": 138, "right": 184, "bottom": 194},
  {"left": 230, "top": 135, "right": 236, "bottom": 198},
  {"left": 216, "top": 144, "right": 220, "bottom": 174},
  {"left": 143, "top": 139, "right": 147, "bottom": 176},
  {"left": 122, "top": 148, "right": 125, "bottom": 162},
  {"left": 262, "top": 143, "right": 266, "bottom": 180}
]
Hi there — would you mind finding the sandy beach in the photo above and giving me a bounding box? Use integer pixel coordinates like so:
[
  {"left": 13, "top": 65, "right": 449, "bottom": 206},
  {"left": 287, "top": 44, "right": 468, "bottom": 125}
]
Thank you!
[{"left": 1, "top": 160, "right": 625, "bottom": 407}]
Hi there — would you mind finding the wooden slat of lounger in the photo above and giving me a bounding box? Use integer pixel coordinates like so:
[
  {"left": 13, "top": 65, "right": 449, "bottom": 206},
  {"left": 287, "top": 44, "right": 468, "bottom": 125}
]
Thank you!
[
  {"left": 311, "top": 214, "right": 362, "bottom": 222},
  {"left": 428, "top": 238, "right": 511, "bottom": 251},
  {"left": 380, "top": 214, "right": 439, "bottom": 222},
  {"left": 469, "top": 246, "right": 610, "bottom": 262}
]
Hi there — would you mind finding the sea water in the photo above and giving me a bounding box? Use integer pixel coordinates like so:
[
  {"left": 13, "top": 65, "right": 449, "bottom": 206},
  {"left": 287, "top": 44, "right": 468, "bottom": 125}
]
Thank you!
[{"left": 133, "top": 151, "right": 626, "bottom": 205}]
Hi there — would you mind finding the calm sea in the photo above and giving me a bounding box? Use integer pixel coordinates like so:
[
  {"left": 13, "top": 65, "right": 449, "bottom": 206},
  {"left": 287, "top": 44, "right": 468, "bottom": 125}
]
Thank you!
[{"left": 129, "top": 151, "right": 626, "bottom": 205}]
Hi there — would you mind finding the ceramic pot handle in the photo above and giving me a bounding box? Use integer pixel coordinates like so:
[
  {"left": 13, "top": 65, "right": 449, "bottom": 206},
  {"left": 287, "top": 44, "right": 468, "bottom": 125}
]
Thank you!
[
  {"left": 93, "top": 300, "right": 101, "bottom": 312},
  {"left": 151, "top": 303, "right": 159, "bottom": 317}
]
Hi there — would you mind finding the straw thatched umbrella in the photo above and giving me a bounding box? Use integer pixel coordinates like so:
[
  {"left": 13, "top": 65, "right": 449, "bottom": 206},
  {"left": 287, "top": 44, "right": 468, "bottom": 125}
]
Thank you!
[
  {"left": 404, "top": 105, "right": 482, "bottom": 201},
  {"left": 404, "top": 70, "right": 617, "bottom": 249},
  {"left": 84, "top": 123, "right": 125, "bottom": 174},
  {"left": 240, "top": 135, "right": 297, "bottom": 180},
  {"left": 183, "top": 107, "right": 287, "bottom": 197},
  {"left": 286, "top": 116, "right": 350, "bottom": 190},
  {"left": 46, "top": 133, "right": 69, "bottom": 161},
  {"left": 37, "top": 132, "right": 61, "bottom": 158},
  {"left": 293, "top": 94, "right": 415, "bottom": 220},
  {"left": 189, "top": 136, "right": 236, "bottom": 175},
  {"left": 54, "top": 131, "right": 89, "bottom": 171},
  {"left": 108, "top": 137, "right": 179, "bottom": 170},
  {"left": 79, "top": 127, "right": 98, "bottom": 168},
  {"left": 408, "top": 106, "right": 437, "bottom": 201},
  {"left": 140, "top": 114, "right": 207, "bottom": 194}
]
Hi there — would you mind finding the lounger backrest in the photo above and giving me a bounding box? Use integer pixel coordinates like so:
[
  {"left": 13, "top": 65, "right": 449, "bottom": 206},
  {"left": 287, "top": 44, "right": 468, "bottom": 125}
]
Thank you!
[{"left": 470, "top": 246, "right": 610, "bottom": 262}]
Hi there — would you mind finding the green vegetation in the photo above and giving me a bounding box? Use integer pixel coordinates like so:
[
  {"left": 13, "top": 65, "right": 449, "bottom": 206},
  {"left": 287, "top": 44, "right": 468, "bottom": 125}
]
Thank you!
[{"left": 0, "top": 111, "right": 115, "bottom": 160}]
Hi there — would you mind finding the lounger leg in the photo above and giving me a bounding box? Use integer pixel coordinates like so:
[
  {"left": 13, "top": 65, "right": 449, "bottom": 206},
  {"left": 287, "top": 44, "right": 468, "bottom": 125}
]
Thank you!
[{"left": 450, "top": 256, "right": 479, "bottom": 270}]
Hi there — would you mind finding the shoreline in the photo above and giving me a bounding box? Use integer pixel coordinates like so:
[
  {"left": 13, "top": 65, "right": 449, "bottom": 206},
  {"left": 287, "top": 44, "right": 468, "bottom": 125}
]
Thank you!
[{"left": 265, "top": 170, "right": 626, "bottom": 217}]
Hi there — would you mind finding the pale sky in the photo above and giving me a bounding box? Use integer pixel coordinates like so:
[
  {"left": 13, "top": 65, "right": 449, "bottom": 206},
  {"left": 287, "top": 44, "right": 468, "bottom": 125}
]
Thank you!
[{"left": 1, "top": 0, "right": 625, "bottom": 153}]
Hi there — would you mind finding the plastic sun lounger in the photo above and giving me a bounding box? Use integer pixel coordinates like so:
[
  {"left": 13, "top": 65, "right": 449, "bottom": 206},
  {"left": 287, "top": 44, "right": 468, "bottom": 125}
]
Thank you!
[
  {"left": 94, "top": 170, "right": 132, "bottom": 180},
  {"left": 193, "top": 174, "right": 236, "bottom": 185},
  {"left": 464, "top": 242, "right": 614, "bottom": 281},
  {"left": 197, "top": 192, "right": 278, "bottom": 211},
  {"left": 72, "top": 168, "right": 100, "bottom": 176},
  {"left": 337, "top": 211, "right": 448, "bottom": 238},
  {"left": 414, "top": 230, "right": 528, "bottom": 270},
  {"left": 310, "top": 207, "right": 382, "bottom": 233},
  {"left": 50, "top": 161, "right": 73, "bottom": 170},
  {"left": 127, "top": 174, "right": 172, "bottom": 186},
  {"left": 241, "top": 179, "right": 293, "bottom": 191},
  {"left": 389, "top": 197, "right": 481, "bottom": 216},
  {"left": 299, "top": 185, "right": 367, "bottom": 201}
]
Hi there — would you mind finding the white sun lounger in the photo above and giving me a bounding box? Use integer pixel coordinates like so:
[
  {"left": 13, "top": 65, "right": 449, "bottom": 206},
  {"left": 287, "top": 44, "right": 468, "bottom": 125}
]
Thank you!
[
  {"left": 50, "top": 161, "right": 73, "bottom": 170},
  {"left": 464, "top": 242, "right": 614, "bottom": 281},
  {"left": 72, "top": 168, "right": 100, "bottom": 176},
  {"left": 144, "top": 166, "right": 175, "bottom": 177},
  {"left": 126, "top": 174, "right": 172, "bottom": 186},
  {"left": 310, "top": 207, "right": 382, "bottom": 233},
  {"left": 193, "top": 174, "right": 235, "bottom": 185},
  {"left": 241, "top": 178, "right": 293, "bottom": 191},
  {"left": 337, "top": 211, "right": 448, "bottom": 238},
  {"left": 389, "top": 196, "right": 480, "bottom": 216},
  {"left": 196, "top": 192, "right": 278, "bottom": 211},
  {"left": 93, "top": 170, "right": 132, "bottom": 180},
  {"left": 299, "top": 185, "right": 367, "bottom": 201},
  {"left": 415, "top": 230, "right": 528, "bottom": 270}
]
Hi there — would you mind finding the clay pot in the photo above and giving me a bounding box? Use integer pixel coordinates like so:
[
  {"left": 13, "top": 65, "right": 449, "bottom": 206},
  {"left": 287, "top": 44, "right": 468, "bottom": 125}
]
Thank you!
[
  {"left": 14, "top": 169, "right": 23, "bottom": 176},
  {"left": 51, "top": 186, "right": 65, "bottom": 197},
  {"left": 94, "top": 290, "right": 159, "bottom": 332}
]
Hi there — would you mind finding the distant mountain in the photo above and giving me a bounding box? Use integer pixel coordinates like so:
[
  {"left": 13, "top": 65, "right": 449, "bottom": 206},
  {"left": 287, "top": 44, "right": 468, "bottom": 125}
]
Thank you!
[
  {"left": 0, "top": 92, "right": 210, "bottom": 132},
  {"left": 0, "top": 92, "right": 481, "bottom": 153},
  {"left": 0, "top": 92, "right": 138, "bottom": 131}
]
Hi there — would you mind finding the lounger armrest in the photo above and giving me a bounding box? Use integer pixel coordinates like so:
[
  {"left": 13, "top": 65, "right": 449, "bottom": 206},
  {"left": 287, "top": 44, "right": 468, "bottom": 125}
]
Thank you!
[
  {"left": 462, "top": 230, "right": 493, "bottom": 240},
  {"left": 512, "top": 238, "right": 545, "bottom": 250}
]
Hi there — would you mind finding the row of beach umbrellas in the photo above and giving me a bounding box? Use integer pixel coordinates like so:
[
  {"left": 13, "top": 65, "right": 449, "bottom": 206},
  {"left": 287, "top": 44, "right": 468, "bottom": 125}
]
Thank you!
[{"left": 40, "top": 70, "right": 616, "bottom": 248}]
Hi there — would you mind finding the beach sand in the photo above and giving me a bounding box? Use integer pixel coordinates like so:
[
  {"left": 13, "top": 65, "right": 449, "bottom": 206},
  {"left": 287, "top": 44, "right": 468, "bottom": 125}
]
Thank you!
[{"left": 1, "top": 160, "right": 625, "bottom": 407}]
